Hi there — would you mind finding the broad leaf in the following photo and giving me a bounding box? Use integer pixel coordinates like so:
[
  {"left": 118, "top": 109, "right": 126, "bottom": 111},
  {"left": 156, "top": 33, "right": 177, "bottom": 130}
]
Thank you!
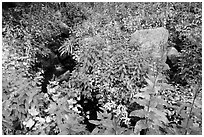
[
  {"left": 91, "top": 127, "right": 100, "bottom": 135},
  {"left": 89, "top": 120, "right": 101, "bottom": 125},
  {"left": 104, "top": 128, "right": 115, "bottom": 135},
  {"left": 134, "top": 120, "right": 147, "bottom": 134},
  {"left": 150, "top": 108, "right": 169, "bottom": 124},
  {"left": 135, "top": 91, "right": 151, "bottom": 100},
  {"left": 102, "top": 120, "right": 113, "bottom": 128},
  {"left": 134, "top": 98, "right": 148, "bottom": 107},
  {"left": 130, "top": 109, "right": 147, "bottom": 118}
]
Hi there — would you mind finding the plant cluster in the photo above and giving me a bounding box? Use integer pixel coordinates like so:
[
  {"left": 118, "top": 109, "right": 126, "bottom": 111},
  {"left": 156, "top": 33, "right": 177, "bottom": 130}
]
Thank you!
[{"left": 2, "top": 2, "right": 202, "bottom": 135}]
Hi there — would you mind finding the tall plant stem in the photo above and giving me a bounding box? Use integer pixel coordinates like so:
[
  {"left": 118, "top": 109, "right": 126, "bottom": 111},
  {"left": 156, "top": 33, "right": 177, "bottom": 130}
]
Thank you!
[
  {"left": 184, "top": 84, "right": 199, "bottom": 135},
  {"left": 145, "top": 62, "right": 158, "bottom": 129}
]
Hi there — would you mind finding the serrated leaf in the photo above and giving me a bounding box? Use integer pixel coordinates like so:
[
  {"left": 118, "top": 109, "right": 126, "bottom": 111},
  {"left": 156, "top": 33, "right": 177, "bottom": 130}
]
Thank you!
[
  {"left": 150, "top": 108, "right": 168, "bottom": 124},
  {"left": 177, "top": 103, "right": 191, "bottom": 114},
  {"left": 97, "top": 111, "right": 103, "bottom": 119},
  {"left": 58, "top": 130, "right": 68, "bottom": 135},
  {"left": 134, "top": 120, "right": 147, "bottom": 134},
  {"left": 136, "top": 91, "right": 151, "bottom": 100},
  {"left": 144, "top": 77, "right": 154, "bottom": 87},
  {"left": 150, "top": 96, "right": 168, "bottom": 107},
  {"left": 121, "top": 73, "right": 124, "bottom": 79},
  {"left": 156, "top": 73, "right": 166, "bottom": 80},
  {"left": 149, "top": 99, "right": 158, "bottom": 108},
  {"left": 192, "top": 123, "right": 200, "bottom": 129},
  {"left": 155, "top": 96, "right": 168, "bottom": 106},
  {"left": 48, "top": 103, "right": 57, "bottom": 113},
  {"left": 180, "top": 111, "right": 188, "bottom": 118},
  {"left": 160, "top": 83, "right": 174, "bottom": 90},
  {"left": 91, "top": 127, "right": 100, "bottom": 135},
  {"left": 104, "top": 128, "right": 115, "bottom": 135},
  {"left": 133, "top": 93, "right": 143, "bottom": 98},
  {"left": 146, "top": 74, "right": 155, "bottom": 82},
  {"left": 192, "top": 108, "right": 202, "bottom": 119},
  {"left": 102, "top": 120, "right": 113, "bottom": 128},
  {"left": 71, "top": 124, "right": 86, "bottom": 132},
  {"left": 163, "top": 63, "right": 170, "bottom": 70},
  {"left": 187, "top": 119, "right": 194, "bottom": 127},
  {"left": 181, "top": 118, "right": 188, "bottom": 127},
  {"left": 89, "top": 120, "right": 101, "bottom": 125},
  {"left": 149, "top": 112, "right": 163, "bottom": 127},
  {"left": 2, "top": 120, "right": 13, "bottom": 129},
  {"left": 3, "top": 100, "right": 10, "bottom": 110},
  {"left": 27, "top": 89, "right": 38, "bottom": 104},
  {"left": 96, "top": 94, "right": 101, "bottom": 99},
  {"left": 140, "top": 87, "right": 149, "bottom": 92},
  {"left": 154, "top": 86, "right": 161, "bottom": 94},
  {"left": 134, "top": 99, "right": 148, "bottom": 107},
  {"left": 130, "top": 109, "right": 146, "bottom": 118}
]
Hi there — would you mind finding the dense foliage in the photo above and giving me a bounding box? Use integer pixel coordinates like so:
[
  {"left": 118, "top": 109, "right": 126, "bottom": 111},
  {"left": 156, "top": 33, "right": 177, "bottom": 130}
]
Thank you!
[{"left": 2, "top": 2, "right": 202, "bottom": 135}]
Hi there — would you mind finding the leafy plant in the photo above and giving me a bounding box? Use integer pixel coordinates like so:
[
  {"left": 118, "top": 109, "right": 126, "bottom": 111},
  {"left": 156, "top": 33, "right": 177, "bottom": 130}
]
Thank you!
[
  {"left": 168, "top": 84, "right": 202, "bottom": 135},
  {"left": 129, "top": 60, "right": 172, "bottom": 135},
  {"left": 2, "top": 2, "right": 202, "bottom": 135}
]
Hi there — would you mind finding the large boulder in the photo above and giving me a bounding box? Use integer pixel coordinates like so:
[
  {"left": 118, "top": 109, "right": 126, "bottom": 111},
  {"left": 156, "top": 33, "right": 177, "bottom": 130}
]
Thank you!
[{"left": 130, "top": 27, "right": 179, "bottom": 63}]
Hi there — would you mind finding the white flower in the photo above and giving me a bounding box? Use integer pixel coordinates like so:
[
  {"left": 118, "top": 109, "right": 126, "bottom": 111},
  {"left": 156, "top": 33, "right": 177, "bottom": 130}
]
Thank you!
[
  {"left": 23, "top": 62, "right": 27, "bottom": 65},
  {"left": 114, "top": 104, "right": 128, "bottom": 117},
  {"left": 49, "top": 81, "right": 59, "bottom": 85},
  {"left": 43, "top": 93, "right": 49, "bottom": 99},
  {"left": 52, "top": 93, "right": 61, "bottom": 101},
  {"left": 47, "top": 87, "right": 56, "bottom": 94},
  {"left": 45, "top": 116, "right": 51, "bottom": 123},
  {"left": 121, "top": 117, "right": 130, "bottom": 125},
  {"left": 72, "top": 107, "right": 80, "bottom": 113},
  {"left": 23, "top": 118, "right": 35, "bottom": 128},
  {"left": 104, "top": 102, "right": 111, "bottom": 111},
  {"left": 28, "top": 106, "right": 39, "bottom": 116},
  {"left": 35, "top": 117, "right": 45, "bottom": 123},
  {"left": 104, "top": 101, "right": 116, "bottom": 111},
  {"left": 67, "top": 98, "right": 77, "bottom": 105},
  {"left": 68, "top": 104, "right": 74, "bottom": 109}
]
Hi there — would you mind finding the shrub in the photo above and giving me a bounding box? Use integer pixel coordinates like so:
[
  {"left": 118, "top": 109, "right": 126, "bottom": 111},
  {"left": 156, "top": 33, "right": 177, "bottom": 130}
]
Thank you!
[{"left": 2, "top": 2, "right": 202, "bottom": 135}]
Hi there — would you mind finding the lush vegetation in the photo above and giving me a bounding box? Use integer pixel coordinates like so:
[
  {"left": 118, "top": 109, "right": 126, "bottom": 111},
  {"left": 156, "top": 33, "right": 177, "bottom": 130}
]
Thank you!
[{"left": 2, "top": 2, "right": 202, "bottom": 135}]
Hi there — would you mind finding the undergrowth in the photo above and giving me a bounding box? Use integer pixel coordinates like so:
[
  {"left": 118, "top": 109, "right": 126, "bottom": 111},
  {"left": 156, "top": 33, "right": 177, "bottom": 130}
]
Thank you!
[{"left": 2, "top": 2, "right": 202, "bottom": 135}]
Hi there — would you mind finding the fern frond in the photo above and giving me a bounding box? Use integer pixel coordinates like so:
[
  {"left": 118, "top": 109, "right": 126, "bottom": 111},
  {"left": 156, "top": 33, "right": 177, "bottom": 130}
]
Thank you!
[{"left": 58, "top": 38, "right": 73, "bottom": 56}]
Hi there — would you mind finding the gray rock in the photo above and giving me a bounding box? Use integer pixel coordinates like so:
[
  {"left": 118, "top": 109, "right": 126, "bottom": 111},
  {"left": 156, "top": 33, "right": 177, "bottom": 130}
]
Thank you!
[
  {"left": 167, "top": 46, "right": 180, "bottom": 58},
  {"left": 130, "top": 27, "right": 179, "bottom": 63}
]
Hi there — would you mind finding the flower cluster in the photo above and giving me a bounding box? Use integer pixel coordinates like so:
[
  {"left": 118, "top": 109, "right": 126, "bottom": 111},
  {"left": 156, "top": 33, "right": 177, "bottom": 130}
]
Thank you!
[{"left": 113, "top": 104, "right": 130, "bottom": 125}]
